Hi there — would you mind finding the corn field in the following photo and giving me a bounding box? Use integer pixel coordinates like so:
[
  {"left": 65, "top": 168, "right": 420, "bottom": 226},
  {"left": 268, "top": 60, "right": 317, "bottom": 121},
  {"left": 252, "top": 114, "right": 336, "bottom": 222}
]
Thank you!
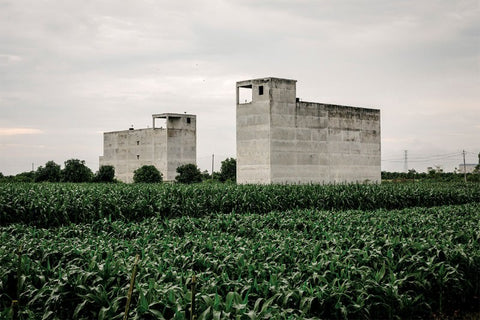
[
  {"left": 1, "top": 183, "right": 479, "bottom": 319},
  {"left": 1, "top": 183, "right": 480, "bottom": 226}
]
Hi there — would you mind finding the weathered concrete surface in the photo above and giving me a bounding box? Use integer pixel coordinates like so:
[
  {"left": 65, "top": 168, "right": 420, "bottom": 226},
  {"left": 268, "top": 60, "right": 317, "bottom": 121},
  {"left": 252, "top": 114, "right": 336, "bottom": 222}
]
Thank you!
[
  {"left": 236, "top": 77, "right": 380, "bottom": 184},
  {"left": 99, "top": 113, "right": 196, "bottom": 182}
]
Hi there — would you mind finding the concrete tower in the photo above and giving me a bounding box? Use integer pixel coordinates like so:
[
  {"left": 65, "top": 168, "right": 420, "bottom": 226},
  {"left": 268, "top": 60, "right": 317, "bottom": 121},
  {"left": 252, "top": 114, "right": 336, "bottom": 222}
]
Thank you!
[{"left": 236, "top": 77, "right": 380, "bottom": 184}]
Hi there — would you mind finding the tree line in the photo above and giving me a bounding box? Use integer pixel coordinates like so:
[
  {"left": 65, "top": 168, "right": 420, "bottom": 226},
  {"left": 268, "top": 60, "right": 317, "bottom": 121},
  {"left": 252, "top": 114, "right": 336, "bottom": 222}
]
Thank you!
[
  {"left": 382, "top": 169, "right": 480, "bottom": 182},
  {"left": 0, "top": 158, "right": 237, "bottom": 184},
  {"left": 0, "top": 159, "right": 115, "bottom": 183},
  {"left": 7, "top": 157, "right": 478, "bottom": 183}
]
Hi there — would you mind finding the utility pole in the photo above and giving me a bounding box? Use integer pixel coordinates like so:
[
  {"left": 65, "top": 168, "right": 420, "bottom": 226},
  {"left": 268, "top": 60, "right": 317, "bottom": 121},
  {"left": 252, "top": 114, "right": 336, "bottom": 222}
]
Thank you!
[
  {"left": 211, "top": 154, "right": 214, "bottom": 178},
  {"left": 404, "top": 150, "right": 408, "bottom": 173},
  {"left": 463, "top": 150, "right": 467, "bottom": 183}
]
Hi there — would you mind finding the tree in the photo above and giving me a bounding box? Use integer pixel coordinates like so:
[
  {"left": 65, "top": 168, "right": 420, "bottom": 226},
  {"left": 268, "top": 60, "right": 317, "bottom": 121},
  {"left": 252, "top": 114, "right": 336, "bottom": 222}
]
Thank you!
[
  {"left": 61, "top": 159, "right": 93, "bottom": 182},
  {"left": 14, "top": 171, "right": 35, "bottom": 182},
  {"left": 175, "top": 164, "right": 202, "bottom": 184},
  {"left": 219, "top": 158, "right": 236, "bottom": 182},
  {"left": 133, "top": 165, "right": 162, "bottom": 183},
  {"left": 212, "top": 171, "right": 222, "bottom": 181},
  {"left": 35, "top": 161, "right": 61, "bottom": 182},
  {"left": 201, "top": 170, "right": 211, "bottom": 181},
  {"left": 95, "top": 165, "right": 116, "bottom": 183}
]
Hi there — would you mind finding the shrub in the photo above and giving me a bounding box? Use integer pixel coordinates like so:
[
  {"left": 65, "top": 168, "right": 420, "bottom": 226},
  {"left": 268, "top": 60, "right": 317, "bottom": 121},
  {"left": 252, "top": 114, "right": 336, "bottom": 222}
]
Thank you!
[
  {"left": 175, "top": 164, "right": 202, "bottom": 184},
  {"left": 133, "top": 165, "right": 162, "bottom": 183},
  {"left": 95, "top": 165, "right": 116, "bottom": 183}
]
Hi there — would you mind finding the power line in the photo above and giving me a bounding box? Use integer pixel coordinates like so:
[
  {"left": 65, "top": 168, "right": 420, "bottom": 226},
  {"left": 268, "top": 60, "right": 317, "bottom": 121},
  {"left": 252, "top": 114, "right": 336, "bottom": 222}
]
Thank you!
[
  {"left": 406, "top": 155, "right": 461, "bottom": 163},
  {"left": 383, "top": 151, "right": 460, "bottom": 159},
  {"left": 382, "top": 151, "right": 462, "bottom": 163}
]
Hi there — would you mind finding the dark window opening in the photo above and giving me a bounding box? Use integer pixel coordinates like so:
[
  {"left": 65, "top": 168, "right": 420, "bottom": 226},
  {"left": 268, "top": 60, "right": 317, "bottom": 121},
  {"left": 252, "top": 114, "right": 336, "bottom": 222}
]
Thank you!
[
  {"left": 186, "top": 117, "right": 191, "bottom": 124},
  {"left": 136, "top": 155, "right": 140, "bottom": 160},
  {"left": 136, "top": 141, "right": 140, "bottom": 145},
  {"left": 258, "top": 85, "right": 264, "bottom": 95}
]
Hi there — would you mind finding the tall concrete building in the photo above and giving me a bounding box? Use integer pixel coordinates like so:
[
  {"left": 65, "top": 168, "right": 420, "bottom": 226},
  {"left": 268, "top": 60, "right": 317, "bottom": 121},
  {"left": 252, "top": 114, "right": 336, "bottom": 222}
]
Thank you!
[
  {"left": 236, "top": 77, "right": 380, "bottom": 184},
  {"left": 99, "top": 113, "right": 196, "bottom": 183}
]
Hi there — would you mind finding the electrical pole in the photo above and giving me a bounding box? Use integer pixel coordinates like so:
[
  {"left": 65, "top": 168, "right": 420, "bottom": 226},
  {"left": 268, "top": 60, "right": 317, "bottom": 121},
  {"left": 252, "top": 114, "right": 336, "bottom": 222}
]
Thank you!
[
  {"left": 463, "top": 150, "right": 467, "bottom": 183},
  {"left": 404, "top": 150, "right": 408, "bottom": 173},
  {"left": 211, "top": 154, "right": 214, "bottom": 178}
]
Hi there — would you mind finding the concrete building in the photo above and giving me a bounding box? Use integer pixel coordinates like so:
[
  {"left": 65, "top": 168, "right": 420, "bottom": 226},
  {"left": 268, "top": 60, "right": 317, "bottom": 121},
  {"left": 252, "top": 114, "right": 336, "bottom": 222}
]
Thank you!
[
  {"left": 458, "top": 164, "right": 477, "bottom": 174},
  {"left": 236, "top": 77, "right": 380, "bottom": 184},
  {"left": 99, "top": 113, "right": 196, "bottom": 183}
]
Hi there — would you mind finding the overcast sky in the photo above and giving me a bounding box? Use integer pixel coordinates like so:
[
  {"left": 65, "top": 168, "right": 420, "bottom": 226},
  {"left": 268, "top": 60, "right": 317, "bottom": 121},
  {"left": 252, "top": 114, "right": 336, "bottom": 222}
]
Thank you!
[{"left": 1, "top": 0, "right": 479, "bottom": 175}]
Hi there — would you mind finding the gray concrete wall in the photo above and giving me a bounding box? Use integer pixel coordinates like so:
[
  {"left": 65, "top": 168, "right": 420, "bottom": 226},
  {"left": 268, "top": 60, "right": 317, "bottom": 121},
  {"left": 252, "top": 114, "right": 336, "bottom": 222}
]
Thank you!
[
  {"left": 271, "top": 102, "right": 380, "bottom": 183},
  {"left": 236, "top": 77, "right": 381, "bottom": 184},
  {"left": 236, "top": 78, "right": 277, "bottom": 183},
  {"left": 100, "top": 128, "right": 167, "bottom": 183},
  {"left": 100, "top": 114, "right": 196, "bottom": 183}
]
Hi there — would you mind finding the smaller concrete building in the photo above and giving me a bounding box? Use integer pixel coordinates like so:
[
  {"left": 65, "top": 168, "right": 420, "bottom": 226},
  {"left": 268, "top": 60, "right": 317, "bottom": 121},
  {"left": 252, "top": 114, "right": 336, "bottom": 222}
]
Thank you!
[
  {"left": 458, "top": 164, "right": 477, "bottom": 174},
  {"left": 99, "top": 113, "right": 196, "bottom": 183}
]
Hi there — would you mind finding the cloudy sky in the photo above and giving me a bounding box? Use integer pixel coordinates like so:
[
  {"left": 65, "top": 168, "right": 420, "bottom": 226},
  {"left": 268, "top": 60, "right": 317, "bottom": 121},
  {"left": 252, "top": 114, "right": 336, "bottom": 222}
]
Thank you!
[{"left": 1, "top": 0, "right": 479, "bottom": 175}]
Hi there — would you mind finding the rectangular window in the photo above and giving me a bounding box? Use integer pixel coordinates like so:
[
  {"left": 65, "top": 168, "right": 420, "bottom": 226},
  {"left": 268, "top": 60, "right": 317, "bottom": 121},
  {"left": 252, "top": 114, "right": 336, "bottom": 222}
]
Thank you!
[
  {"left": 186, "top": 117, "right": 191, "bottom": 124},
  {"left": 258, "top": 85, "right": 264, "bottom": 95},
  {"left": 136, "top": 155, "right": 140, "bottom": 160},
  {"left": 238, "top": 85, "right": 253, "bottom": 104},
  {"left": 136, "top": 141, "right": 140, "bottom": 145}
]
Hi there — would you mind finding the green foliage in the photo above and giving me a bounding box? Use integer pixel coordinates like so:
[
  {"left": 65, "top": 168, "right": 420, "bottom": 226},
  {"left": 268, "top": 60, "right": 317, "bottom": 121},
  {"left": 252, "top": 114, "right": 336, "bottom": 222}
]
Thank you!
[
  {"left": 219, "top": 157, "right": 236, "bottom": 182},
  {"left": 382, "top": 170, "right": 480, "bottom": 182},
  {"left": 1, "top": 182, "right": 480, "bottom": 227},
  {"left": 95, "top": 165, "right": 116, "bottom": 183},
  {"left": 175, "top": 163, "right": 202, "bottom": 184},
  {"left": 14, "top": 171, "right": 35, "bottom": 182},
  {"left": 61, "top": 159, "right": 93, "bottom": 182},
  {"left": 212, "top": 171, "right": 221, "bottom": 181},
  {"left": 1, "top": 203, "right": 479, "bottom": 318},
  {"left": 200, "top": 170, "right": 211, "bottom": 181},
  {"left": 35, "top": 161, "right": 61, "bottom": 182},
  {"left": 133, "top": 165, "right": 162, "bottom": 183}
]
